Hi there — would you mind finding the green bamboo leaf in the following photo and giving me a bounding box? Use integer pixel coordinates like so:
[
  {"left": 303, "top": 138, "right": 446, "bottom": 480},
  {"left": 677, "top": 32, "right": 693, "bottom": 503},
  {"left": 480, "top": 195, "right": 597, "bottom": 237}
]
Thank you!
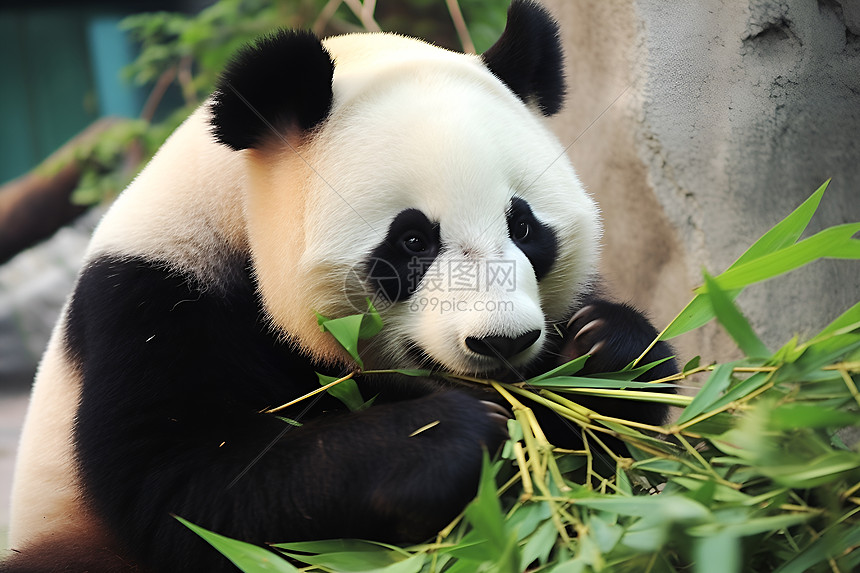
[
  {"left": 774, "top": 524, "right": 860, "bottom": 573},
  {"left": 518, "top": 519, "right": 557, "bottom": 571},
  {"left": 595, "top": 356, "right": 675, "bottom": 379},
  {"left": 683, "top": 356, "right": 702, "bottom": 372},
  {"left": 807, "top": 300, "right": 860, "bottom": 342},
  {"left": 587, "top": 514, "right": 623, "bottom": 553},
  {"left": 677, "top": 362, "right": 736, "bottom": 424},
  {"left": 547, "top": 558, "right": 588, "bottom": 573},
  {"left": 357, "top": 299, "right": 383, "bottom": 339},
  {"left": 175, "top": 516, "right": 299, "bottom": 573},
  {"left": 706, "top": 371, "right": 770, "bottom": 412},
  {"left": 766, "top": 451, "right": 860, "bottom": 488},
  {"left": 616, "top": 464, "right": 633, "bottom": 496},
  {"left": 463, "top": 452, "right": 521, "bottom": 573},
  {"left": 698, "top": 223, "right": 860, "bottom": 293},
  {"left": 661, "top": 181, "right": 830, "bottom": 340},
  {"left": 525, "top": 354, "right": 589, "bottom": 383},
  {"left": 703, "top": 273, "right": 770, "bottom": 358},
  {"left": 694, "top": 532, "right": 740, "bottom": 573},
  {"left": 673, "top": 477, "right": 751, "bottom": 503},
  {"left": 735, "top": 179, "right": 830, "bottom": 265},
  {"left": 317, "top": 373, "right": 367, "bottom": 411},
  {"left": 272, "top": 539, "right": 398, "bottom": 553},
  {"left": 660, "top": 294, "right": 740, "bottom": 342},
  {"left": 317, "top": 313, "right": 364, "bottom": 368},
  {"left": 572, "top": 495, "right": 710, "bottom": 519},
  {"left": 768, "top": 403, "right": 860, "bottom": 430},
  {"left": 278, "top": 550, "right": 421, "bottom": 572},
  {"left": 689, "top": 513, "right": 809, "bottom": 537},
  {"left": 778, "top": 332, "right": 860, "bottom": 382}
]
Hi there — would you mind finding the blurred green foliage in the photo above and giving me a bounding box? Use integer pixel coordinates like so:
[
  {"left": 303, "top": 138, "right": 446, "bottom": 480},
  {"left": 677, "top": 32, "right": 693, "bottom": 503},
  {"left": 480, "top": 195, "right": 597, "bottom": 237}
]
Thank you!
[{"left": 47, "top": 0, "right": 508, "bottom": 205}]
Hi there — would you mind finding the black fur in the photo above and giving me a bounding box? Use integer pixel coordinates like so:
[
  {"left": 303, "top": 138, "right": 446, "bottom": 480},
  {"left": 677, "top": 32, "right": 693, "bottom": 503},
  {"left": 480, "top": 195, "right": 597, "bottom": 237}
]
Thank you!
[
  {"left": 209, "top": 29, "right": 335, "bottom": 150},
  {"left": 365, "top": 209, "right": 441, "bottom": 304},
  {"left": 507, "top": 197, "right": 558, "bottom": 280},
  {"left": 62, "top": 256, "right": 506, "bottom": 572},
  {"left": 481, "top": 0, "right": 566, "bottom": 116}
]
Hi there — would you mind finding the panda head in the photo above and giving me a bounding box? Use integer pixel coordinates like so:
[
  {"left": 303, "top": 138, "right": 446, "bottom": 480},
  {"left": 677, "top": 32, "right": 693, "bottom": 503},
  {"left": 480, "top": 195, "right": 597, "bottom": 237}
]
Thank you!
[{"left": 210, "top": 0, "right": 601, "bottom": 376}]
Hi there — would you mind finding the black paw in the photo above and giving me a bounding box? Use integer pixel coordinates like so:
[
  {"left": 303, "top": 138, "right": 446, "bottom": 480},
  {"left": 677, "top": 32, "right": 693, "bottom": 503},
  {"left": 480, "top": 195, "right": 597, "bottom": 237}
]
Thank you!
[{"left": 561, "top": 300, "right": 675, "bottom": 379}]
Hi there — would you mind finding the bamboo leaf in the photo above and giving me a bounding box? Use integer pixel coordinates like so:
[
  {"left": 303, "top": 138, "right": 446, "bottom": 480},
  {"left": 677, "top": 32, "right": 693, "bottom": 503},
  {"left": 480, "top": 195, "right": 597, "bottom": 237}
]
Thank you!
[
  {"left": 525, "top": 354, "right": 589, "bottom": 383},
  {"left": 278, "top": 550, "right": 422, "bottom": 572},
  {"left": 683, "top": 356, "right": 701, "bottom": 372},
  {"left": 660, "top": 181, "right": 830, "bottom": 340},
  {"left": 774, "top": 525, "right": 860, "bottom": 573},
  {"left": 706, "top": 371, "right": 770, "bottom": 412},
  {"left": 317, "top": 373, "right": 367, "bottom": 411},
  {"left": 357, "top": 299, "right": 384, "bottom": 339},
  {"left": 677, "top": 362, "right": 735, "bottom": 424},
  {"left": 694, "top": 531, "right": 740, "bottom": 573},
  {"left": 175, "top": 516, "right": 299, "bottom": 573},
  {"left": 735, "top": 179, "right": 829, "bottom": 265},
  {"left": 317, "top": 313, "right": 364, "bottom": 368},
  {"left": 703, "top": 273, "right": 770, "bottom": 358},
  {"left": 768, "top": 403, "right": 860, "bottom": 430},
  {"left": 698, "top": 223, "right": 860, "bottom": 293},
  {"left": 463, "top": 452, "right": 520, "bottom": 573}
]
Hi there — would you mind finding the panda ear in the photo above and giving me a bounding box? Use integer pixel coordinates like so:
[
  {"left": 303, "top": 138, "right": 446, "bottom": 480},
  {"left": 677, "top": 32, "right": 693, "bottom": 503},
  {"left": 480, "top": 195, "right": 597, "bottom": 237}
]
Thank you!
[
  {"left": 210, "top": 29, "right": 334, "bottom": 151},
  {"left": 481, "top": 0, "right": 566, "bottom": 116}
]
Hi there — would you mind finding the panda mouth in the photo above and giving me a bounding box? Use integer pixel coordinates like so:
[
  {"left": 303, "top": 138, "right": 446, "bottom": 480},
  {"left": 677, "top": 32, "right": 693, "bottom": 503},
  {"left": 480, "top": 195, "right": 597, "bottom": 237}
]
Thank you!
[{"left": 404, "top": 341, "right": 531, "bottom": 380}]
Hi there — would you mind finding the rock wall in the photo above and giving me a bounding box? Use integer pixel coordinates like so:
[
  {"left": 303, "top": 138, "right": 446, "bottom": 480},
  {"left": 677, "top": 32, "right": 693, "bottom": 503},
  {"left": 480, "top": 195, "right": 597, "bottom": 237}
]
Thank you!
[
  {"left": 0, "top": 211, "right": 98, "bottom": 390},
  {"left": 546, "top": 0, "right": 860, "bottom": 363}
]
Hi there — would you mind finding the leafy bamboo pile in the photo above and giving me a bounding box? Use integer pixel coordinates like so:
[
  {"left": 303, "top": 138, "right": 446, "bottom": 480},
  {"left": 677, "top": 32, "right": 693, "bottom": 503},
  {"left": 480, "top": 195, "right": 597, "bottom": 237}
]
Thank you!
[{"left": 181, "top": 181, "right": 860, "bottom": 572}]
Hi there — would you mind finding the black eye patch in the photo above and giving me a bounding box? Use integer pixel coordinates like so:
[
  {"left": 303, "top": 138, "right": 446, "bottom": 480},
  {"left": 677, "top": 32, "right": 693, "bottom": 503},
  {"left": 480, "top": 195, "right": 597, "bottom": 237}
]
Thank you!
[
  {"left": 507, "top": 197, "right": 557, "bottom": 281},
  {"left": 364, "top": 209, "right": 441, "bottom": 304}
]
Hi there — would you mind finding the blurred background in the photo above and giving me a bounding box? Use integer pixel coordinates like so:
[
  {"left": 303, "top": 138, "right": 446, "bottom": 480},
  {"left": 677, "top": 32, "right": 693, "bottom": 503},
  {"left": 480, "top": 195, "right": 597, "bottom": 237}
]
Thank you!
[{"left": 1, "top": 0, "right": 858, "bottom": 553}]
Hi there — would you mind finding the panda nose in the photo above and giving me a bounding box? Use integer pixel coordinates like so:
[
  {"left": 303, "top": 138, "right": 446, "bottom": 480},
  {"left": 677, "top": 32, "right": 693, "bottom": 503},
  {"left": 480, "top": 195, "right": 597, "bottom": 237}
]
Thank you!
[{"left": 465, "top": 330, "right": 541, "bottom": 359}]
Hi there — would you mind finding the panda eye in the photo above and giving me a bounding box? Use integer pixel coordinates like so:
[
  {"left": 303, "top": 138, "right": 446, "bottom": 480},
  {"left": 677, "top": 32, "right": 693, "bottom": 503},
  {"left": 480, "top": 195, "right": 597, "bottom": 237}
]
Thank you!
[
  {"left": 402, "top": 233, "right": 428, "bottom": 254},
  {"left": 513, "top": 221, "right": 530, "bottom": 242}
]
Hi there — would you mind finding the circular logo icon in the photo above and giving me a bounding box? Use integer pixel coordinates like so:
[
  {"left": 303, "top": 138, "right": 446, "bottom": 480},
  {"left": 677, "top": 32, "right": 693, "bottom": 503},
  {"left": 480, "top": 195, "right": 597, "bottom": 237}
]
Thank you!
[{"left": 343, "top": 257, "right": 401, "bottom": 313}]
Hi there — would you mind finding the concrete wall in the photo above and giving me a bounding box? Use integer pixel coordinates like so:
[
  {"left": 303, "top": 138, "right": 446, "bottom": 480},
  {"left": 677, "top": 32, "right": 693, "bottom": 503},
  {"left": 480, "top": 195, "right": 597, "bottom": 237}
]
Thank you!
[{"left": 546, "top": 0, "right": 860, "bottom": 364}]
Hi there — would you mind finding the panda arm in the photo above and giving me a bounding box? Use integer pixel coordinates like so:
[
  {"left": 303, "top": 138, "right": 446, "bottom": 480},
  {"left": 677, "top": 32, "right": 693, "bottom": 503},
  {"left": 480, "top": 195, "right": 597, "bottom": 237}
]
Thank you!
[{"left": 66, "top": 256, "right": 505, "bottom": 571}]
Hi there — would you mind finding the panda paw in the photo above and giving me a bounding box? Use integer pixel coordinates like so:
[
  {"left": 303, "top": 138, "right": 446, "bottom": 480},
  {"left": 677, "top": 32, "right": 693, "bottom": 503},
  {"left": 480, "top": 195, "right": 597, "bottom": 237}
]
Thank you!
[{"left": 560, "top": 300, "right": 670, "bottom": 377}]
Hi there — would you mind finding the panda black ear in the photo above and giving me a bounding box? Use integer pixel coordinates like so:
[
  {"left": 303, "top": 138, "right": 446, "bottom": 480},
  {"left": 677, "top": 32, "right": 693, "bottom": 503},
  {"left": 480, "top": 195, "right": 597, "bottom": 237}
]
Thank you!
[
  {"left": 210, "top": 29, "right": 334, "bottom": 151},
  {"left": 481, "top": 0, "right": 566, "bottom": 116}
]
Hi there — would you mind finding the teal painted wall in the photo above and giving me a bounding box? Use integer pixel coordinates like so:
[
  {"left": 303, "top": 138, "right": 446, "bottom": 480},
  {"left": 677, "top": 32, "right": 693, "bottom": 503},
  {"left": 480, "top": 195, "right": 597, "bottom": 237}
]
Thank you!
[{"left": 0, "top": 8, "right": 146, "bottom": 185}]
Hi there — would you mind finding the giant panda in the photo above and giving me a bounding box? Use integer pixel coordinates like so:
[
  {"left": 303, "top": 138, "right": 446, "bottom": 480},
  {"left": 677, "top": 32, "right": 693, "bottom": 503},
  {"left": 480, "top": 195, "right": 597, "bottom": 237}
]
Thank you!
[{"left": 3, "top": 1, "right": 676, "bottom": 571}]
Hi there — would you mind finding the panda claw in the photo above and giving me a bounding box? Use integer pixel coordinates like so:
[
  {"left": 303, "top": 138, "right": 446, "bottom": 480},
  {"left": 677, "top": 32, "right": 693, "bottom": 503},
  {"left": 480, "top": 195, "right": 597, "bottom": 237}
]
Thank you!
[
  {"left": 587, "top": 340, "right": 605, "bottom": 357},
  {"left": 573, "top": 319, "right": 604, "bottom": 343},
  {"left": 481, "top": 400, "right": 511, "bottom": 419},
  {"left": 568, "top": 305, "right": 595, "bottom": 327}
]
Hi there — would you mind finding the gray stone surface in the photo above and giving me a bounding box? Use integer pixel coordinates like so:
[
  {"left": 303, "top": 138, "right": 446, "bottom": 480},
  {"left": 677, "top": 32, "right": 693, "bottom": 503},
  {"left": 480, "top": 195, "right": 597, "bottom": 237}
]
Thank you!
[
  {"left": 546, "top": 0, "right": 860, "bottom": 363},
  {"left": 0, "top": 210, "right": 99, "bottom": 390}
]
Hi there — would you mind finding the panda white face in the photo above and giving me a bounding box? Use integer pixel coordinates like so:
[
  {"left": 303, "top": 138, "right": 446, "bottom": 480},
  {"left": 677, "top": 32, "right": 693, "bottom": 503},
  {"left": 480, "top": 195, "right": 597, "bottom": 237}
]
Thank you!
[{"left": 243, "top": 33, "right": 601, "bottom": 376}]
